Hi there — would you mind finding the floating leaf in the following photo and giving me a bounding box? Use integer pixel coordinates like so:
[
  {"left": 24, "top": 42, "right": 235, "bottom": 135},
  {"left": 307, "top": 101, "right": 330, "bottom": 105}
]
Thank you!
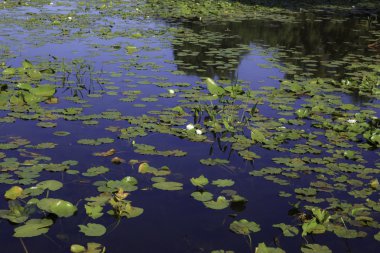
[
  {"left": 301, "top": 244, "right": 332, "bottom": 253},
  {"left": 70, "top": 244, "right": 86, "bottom": 253},
  {"left": 374, "top": 231, "right": 380, "bottom": 241},
  {"left": 204, "top": 196, "right": 229, "bottom": 210},
  {"left": 152, "top": 181, "right": 183, "bottom": 191},
  {"left": 78, "top": 223, "right": 106, "bottom": 237},
  {"left": 36, "top": 180, "right": 63, "bottom": 191},
  {"left": 255, "top": 243, "right": 285, "bottom": 253},
  {"left": 191, "top": 191, "right": 213, "bottom": 202},
  {"left": 82, "top": 166, "right": 109, "bottom": 177},
  {"left": 13, "top": 218, "right": 53, "bottom": 237},
  {"left": 273, "top": 223, "right": 299, "bottom": 237},
  {"left": 37, "top": 198, "right": 77, "bottom": 217},
  {"left": 5, "top": 186, "right": 23, "bottom": 200},
  {"left": 230, "top": 219, "right": 261, "bottom": 235},
  {"left": 190, "top": 175, "right": 209, "bottom": 187},
  {"left": 85, "top": 204, "right": 103, "bottom": 220},
  {"left": 93, "top": 148, "right": 116, "bottom": 157},
  {"left": 212, "top": 179, "right": 234, "bottom": 187},
  {"left": 206, "top": 78, "right": 225, "bottom": 96}
]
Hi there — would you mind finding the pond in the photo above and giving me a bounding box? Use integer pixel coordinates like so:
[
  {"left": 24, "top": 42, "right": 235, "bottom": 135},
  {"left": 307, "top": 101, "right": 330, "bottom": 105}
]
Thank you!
[{"left": 0, "top": 1, "right": 379, "bottom": 253}]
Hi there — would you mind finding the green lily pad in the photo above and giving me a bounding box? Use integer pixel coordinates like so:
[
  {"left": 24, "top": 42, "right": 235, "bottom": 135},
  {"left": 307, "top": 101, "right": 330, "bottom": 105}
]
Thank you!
[
  {"left": 212, "top": 179, "right": 234, "bottom": 187},
  {"left": 78, "top": 223, "right": 106, "bottom": 237},
  {"left": 301, "top": 244, "right": 332, "bottom": 253},
  {"left": 13, "top": 218, "right": 53, "bottom": 237},
  {"left": 255, "top": 243, "right": 285, "bottom": 253},
  {"left": 230, "top": 219, "right": 261, "bottom": 235},
  {"left": 36, "top": 180, "right": 63, "bottom": 191},
  {"left": 5, "top": 186, "right": 23, "bottom": 200},
  {"left": 204, "top": 196, "right": 229, "bottom": 210},
  {"left": 152, "top": 181, "right": 183, "bottom": 191},
  {"left": 374, "top": 231, "right": 380, "bottom": 241},
  {"left": 206, "top": 78, "right": 225, "bottom": 96},
  {"left": 191, "top": 191, "right": 213, "bottom": 202},
  {"left": 273, "top": 223, "right": 299, "bottom": 237},
  {"left": 82, "top": 166, "right": 109, "bottom": 177},
  {"left": 70, "top": 242, "right": 105, "bottom": 253},
  {"left": 190, "top": 175, "right": 209, "bottom": 187},
  {"left": 37, "top": 198, "right": 77, "bottom": 217},
  {"left": 85, "top": 204, "right": 103, "bottom": 219}
]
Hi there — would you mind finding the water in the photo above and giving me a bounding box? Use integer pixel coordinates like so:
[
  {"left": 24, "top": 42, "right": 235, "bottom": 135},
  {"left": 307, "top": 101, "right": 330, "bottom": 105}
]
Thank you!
[{"left": 0, "top": 1, "right": 379, "bottom": 253}]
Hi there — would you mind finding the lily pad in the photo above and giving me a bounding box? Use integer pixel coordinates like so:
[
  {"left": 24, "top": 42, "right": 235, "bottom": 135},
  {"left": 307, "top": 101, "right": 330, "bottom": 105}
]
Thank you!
[
  {"left": 190, "top": 175, "right": 209, "bottom": 187},
  {"left": 37, "top": 198, "right": 77, "bottom": 217},
  {"left": 230, "top": 219, "right": 261, "bottom": 235},
  {"left": 212, "top": 179, "right": 235, "bottom": 187},
  {"left": 5, "top": 186, "right": 23, "bottom": 200},
  {"left": 13, "top": 218, "right": 53, "bottom": 237},
  {"left": 152, "top": 181, "right": 183, "bottom": 191},
  {"left": 301, "top": 244, "right": 332, "bottom": 253},
  {"left": 204, "top": 196, "right": 229, "bottom": 210},
  {"left": 78, "top": 223, "right": 106, "bottom": 237},
  {"left": 191, "top": 191, "right": 213, "bottom": 202}
]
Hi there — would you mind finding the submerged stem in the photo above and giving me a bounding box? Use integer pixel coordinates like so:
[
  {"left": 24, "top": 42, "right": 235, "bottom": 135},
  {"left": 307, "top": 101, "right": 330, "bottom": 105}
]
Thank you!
[{"left": 19, "top": 238, "right": 29, "bottom": 253}]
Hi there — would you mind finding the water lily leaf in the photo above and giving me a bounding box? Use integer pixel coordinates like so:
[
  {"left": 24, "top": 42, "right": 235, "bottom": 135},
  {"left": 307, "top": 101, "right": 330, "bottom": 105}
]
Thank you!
[
  {"left": 206, "top": 78, "right": 225, "bottom": 96},
  {"left": 5, "top": 186, "right": 23, "bottom": 200},
  {"left": 255, "top": 243, "right": 285, "bottom": 253},
  {"left": 37, "top": 198, "right": 77, "bottom": 217},
  {"left": 190, "top": 175, "right": 209, "bottom": 187},
  {"left": 27, "top": 69, "right": 42, "bottom": 80},
  {"left": 53, "top": 131, "right": 70, "bottom": 136},
  {"left": 0, "top": 200, "right": 30, "bottom": 223},
  {"left": 212, "top": 179, "right": 234, "bottom": 187},
  {"left": 302, "top": 218, "right": 325, "bottom": 236},
  {"left": 30, "top": 85, "right": 56, "bottom": 97},
  {"left": 251, "top": 129, "right": 266, "bottom": 143},
  {"left": 230, "top": 219, "right": 261, "bottom": 235},
  {"left": 36, "top": 180, "right": 63, "bottom": 191},
  {"left": 374, "top": 231, "right": 380, "bottom": 241},
  {"left": 13, "top": 218, "right": 53, "bottom": 237},
  {"left": 137, "top": 163, "right": 170, "bottom": 176},
  {"left": 70, "top": 244, "right": 86, "bottom": 253},
  {"left": 106, "top": 177, "right": 138, "bottom": 192},
  {"left": 301, "top": 244, "right": 332, "bottom": 253},
  {"left": 191, "top": 191, "right": 213, "bottom": 202},
  {"left": 370, "top": 178, "right": 379, "bottom": 190},
  {"left": 78, "top": 223, "right": 106, "bottom": 237},
  {"left": 273, "top": 223, "right": 299, "bottom": 237},
  {"left": 123, "top": 203, "right": 144, "bottom": 218},
  {"left": 3, "top": 68, "right": 16, "bottom": 75},
  {"left": 82, "top": 166, "right": 109, "bottom": 177},
  {"left": 152, "top": 181, "right": 183, "bottom": 191},
  {"left": 85, "top": 204, "right": 103, "bottom": 219},
  {"left": 200, "top": 158, "right": 229, "bottom": 166},
  {"left": 204, "top": 196, "right": 229, "bottom": 210},
  {"left": 22, "top": 59, "right": 33, "bottom": 69},
  {"left": 126, "top": 46, "right": 138, "bottom": 54},
  {"left": 93, "top": 148, "right": 116, "bottom": 157},
  {"left": 333, "top": 227, "right": 366, "bottom": 238},
  {"left": 70, "top": 242, "right": 106, "bottom": 253}
]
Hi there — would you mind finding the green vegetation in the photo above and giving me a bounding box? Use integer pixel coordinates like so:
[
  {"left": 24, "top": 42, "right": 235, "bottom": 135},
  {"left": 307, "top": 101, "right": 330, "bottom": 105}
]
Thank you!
[{"left": 0, "top": 0, "right": 378, "bottom": 252}]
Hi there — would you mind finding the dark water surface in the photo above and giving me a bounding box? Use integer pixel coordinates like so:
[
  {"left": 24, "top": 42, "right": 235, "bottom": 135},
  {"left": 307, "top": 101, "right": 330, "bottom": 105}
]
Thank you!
[{"left": 0, "top": 1, "right": 379, "bottom": 253}]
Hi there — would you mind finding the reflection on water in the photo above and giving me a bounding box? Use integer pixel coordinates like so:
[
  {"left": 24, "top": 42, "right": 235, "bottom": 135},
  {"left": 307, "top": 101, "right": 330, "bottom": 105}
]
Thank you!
[{"left": 171, "top": 12, "right": 379, "bottom": 82}]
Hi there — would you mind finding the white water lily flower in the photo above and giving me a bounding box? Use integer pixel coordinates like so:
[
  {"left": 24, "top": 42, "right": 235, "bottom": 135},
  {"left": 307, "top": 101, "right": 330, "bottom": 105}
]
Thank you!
[
  {"left": 168, "top": 89, "right": 175, "bottom": 94},
  {"left": 186, "top": 124, "right": 194, "bottom": 130},
  {"left": 67, "top": 16, "right": 72, "bottom": 21},
  {"left": 196, "top": 129, "right": 202, "bottom": 135},
  {"left": 347, "top": 119, "right": 357, "bottom": 124}
]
